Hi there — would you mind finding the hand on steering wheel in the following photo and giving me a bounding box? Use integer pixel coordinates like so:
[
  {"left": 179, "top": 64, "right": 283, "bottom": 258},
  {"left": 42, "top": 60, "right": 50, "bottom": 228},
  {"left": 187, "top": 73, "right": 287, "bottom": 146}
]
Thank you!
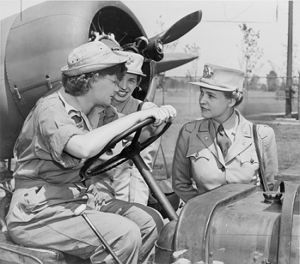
[
  {"left": 80, "top": 117, "right": 171, "bottom": 181},
  {"left": 151, "top": 105, "right": 176, "bottom": 126}
]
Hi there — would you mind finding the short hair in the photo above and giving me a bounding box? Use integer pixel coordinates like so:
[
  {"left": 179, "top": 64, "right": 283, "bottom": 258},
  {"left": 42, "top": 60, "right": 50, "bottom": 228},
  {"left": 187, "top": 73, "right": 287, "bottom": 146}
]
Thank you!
[{"left": 62, "top": 63, "right": 126, "bottom": 96}]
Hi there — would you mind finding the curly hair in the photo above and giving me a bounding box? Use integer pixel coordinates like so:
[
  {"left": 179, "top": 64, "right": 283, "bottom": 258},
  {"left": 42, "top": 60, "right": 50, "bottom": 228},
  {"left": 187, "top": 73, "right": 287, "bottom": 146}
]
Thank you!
[
  {"left": 224, "top": 89, "right": 243, "bottom": 107},
  {"left": 62, "top": 63, "right": 126, "bottom": 96}
]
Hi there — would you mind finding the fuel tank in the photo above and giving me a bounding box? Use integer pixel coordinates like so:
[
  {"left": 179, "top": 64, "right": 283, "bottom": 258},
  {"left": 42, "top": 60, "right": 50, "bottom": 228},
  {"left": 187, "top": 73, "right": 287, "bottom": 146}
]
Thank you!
[
  {"left": 155, "top": 183, "right": 300, "bottom": 264},
  {"left": 0, "top": 0, "right": 145, "bottom": 159}
]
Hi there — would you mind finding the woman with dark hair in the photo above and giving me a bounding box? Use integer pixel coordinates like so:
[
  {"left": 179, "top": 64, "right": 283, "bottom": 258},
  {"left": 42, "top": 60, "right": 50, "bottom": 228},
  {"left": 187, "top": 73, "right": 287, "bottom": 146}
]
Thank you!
[
  {"left": 6, "top": 41, "right": 176, "bottom": 264},
  {"left": 172, "top": 64, "right": 278, "bottom": 203}
]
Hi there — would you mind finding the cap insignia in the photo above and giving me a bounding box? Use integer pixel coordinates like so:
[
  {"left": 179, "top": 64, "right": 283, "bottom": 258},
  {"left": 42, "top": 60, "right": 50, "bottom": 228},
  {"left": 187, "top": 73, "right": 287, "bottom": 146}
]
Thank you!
[
  {"left": 203, "top": 65, "right": 214, "bottom": 78},
  {"left": 126, "top": 55, "right": 134, "bottom": 66}
]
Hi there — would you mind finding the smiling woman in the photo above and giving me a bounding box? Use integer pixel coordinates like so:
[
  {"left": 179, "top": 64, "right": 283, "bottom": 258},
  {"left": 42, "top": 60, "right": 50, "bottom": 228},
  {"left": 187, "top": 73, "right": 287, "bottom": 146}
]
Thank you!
[
  {"left": 112, "top": 50, "right": 145, "bottom": 104},
  {"left": 87, "top": 50, "right": 165, "bottom": 207},
  {"left": 172, "top": 63, "right": 278, "bottom": 203}
]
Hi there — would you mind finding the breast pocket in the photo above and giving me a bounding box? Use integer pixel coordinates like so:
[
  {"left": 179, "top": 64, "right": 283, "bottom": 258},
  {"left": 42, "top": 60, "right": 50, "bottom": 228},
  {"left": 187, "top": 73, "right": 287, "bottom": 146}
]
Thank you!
[
  {"left": 238, "top": 152, "right": 259, "bottom": 167},
  {"left": 236, "top": 151, "right": 260, "bottom": 182},
  {"left": 188, "top": 149, "right": 225, "bottom": 190},
  {"left": 225, "top": 150, "right": 260, "bottom": 184},
  {"left": 187, "top": 149, "right": 210, "bottom": 162}
]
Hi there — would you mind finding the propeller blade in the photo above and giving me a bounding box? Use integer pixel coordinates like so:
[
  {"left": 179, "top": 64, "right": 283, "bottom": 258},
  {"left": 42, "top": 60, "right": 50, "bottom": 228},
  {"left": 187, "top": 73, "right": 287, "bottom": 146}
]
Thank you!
[
  {"left": 150, "top": 10, "right": 202, "bottom": 44},
  {"left": 155, "top": 53, "right": 198, "bottom": 74}
]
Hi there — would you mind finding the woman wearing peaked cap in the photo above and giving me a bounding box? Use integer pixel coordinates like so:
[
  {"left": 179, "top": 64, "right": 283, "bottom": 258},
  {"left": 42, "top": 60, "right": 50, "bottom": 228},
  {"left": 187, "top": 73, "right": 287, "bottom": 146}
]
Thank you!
[
  {"left": 6, "top": 41, "right": 176, "bottom": 264},
  {"left": 172, "top": 64, "right": 278, "bottom": 203}
]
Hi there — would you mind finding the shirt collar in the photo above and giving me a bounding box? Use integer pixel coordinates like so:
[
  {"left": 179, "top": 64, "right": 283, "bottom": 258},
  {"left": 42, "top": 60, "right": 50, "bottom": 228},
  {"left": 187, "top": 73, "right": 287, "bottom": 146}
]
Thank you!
[
  {"left": 224, "top": 111, "right": 239, "bottom": 142},
  {"left": 57, "top": 91, "right": 79, "bottom": 114},
  {"left": 222, "top": 110, "right": 238, "bottom": 130},
  {"left": 57, "top": 91, "right": 93, "bottom": 131},
  {"left": 212, "top": 110, "right": 239, "bottom": 142}
]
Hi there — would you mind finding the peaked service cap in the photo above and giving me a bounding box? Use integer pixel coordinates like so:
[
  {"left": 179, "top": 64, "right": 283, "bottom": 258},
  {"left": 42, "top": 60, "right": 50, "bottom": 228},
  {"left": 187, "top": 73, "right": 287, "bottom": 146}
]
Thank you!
[{"left": 190, "top": 64, "right": 245, "bottom": 92}]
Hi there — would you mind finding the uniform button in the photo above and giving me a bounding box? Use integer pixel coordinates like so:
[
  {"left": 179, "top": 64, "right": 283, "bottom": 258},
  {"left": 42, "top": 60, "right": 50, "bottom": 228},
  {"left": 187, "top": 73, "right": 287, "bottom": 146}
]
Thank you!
[{"left": 220, "top": 166, "right": 225, "bottom": 172}]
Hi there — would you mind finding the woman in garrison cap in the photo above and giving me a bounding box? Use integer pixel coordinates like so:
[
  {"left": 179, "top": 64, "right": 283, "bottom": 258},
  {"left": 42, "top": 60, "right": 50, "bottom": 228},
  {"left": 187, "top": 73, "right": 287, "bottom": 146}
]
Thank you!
[
  {"left": 6, "top": 41, "right": 176, "bottom": 264},
  {"left": 172, "top": 64, "right": 278, "bottom": 203}
]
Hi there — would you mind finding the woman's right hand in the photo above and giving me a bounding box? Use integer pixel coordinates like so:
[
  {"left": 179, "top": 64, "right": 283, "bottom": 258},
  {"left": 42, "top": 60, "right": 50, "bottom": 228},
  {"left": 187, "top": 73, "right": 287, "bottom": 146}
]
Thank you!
[{"left": 142, "top": 105, "right": 177, "bottom": 126}]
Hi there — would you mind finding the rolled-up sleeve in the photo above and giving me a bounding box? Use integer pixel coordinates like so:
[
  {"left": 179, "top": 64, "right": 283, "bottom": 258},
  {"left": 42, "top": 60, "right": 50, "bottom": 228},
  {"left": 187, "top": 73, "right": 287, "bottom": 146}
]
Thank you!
[
  {"left": 172, "top": 124, "right": 199, "bottom": 202},
  {"left": 37, "top": 104, "right": 85, "bottom": 168}
]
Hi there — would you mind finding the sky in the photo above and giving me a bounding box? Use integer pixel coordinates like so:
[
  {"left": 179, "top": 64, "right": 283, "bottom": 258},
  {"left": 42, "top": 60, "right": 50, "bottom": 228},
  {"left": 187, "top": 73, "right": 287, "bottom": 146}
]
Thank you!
[{"left": 1, "top": 0, "right": 300, "bottom": 78}]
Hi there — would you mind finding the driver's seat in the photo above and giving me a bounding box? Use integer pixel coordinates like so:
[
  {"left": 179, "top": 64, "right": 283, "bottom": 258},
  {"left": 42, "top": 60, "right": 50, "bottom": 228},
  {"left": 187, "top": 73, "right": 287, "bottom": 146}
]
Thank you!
[{"left": 0, "top": 173, "right": 90, "bottom": 264}]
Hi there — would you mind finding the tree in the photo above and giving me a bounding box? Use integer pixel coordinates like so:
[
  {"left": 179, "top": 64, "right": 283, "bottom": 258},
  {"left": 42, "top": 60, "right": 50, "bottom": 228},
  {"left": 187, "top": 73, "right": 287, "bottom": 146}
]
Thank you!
[
  {"left": 184, "top": 43, "right": 200, "bottom": 81},
  {"left": 266, "top": 70, "right": 279, "bottom": 91},
  {"left": 239, "top": 24, "right": 263, "bottom": 87},
  {"left": 248, "top": 74, "right": 260, "bottom": 90}
]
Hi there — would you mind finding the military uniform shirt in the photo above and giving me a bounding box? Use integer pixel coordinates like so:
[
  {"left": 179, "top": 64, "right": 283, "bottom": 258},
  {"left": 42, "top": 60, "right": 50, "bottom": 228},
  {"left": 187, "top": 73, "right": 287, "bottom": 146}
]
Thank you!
[
  {"left": 7, "top": 90, "right": 92, "bottom": 230},
  {"left": 172, "top": 110, "right": 278, "bottom": 202}
]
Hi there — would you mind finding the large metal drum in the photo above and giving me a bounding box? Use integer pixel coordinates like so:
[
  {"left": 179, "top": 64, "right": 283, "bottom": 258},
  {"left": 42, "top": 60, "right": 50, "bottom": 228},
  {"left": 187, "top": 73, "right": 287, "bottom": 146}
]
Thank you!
[{"left": 155, "top": 183, "right": 300, "bottom": 264}]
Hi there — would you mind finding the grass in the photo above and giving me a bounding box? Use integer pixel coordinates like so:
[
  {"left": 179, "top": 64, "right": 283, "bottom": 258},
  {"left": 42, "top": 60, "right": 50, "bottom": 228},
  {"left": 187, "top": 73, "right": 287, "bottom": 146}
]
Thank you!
[
  {"left": 269, "top": 123, "right": 300, "bottom": 170},
  {"left": 152, "top": 88, "right": 300, "bottom": 179}
]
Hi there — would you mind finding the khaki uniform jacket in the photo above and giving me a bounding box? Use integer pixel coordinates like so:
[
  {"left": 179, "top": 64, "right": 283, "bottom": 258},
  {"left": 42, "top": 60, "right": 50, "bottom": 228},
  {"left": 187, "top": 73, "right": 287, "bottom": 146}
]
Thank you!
[{"left": 172, "top": 112, "right": 278, "bottom": 202}]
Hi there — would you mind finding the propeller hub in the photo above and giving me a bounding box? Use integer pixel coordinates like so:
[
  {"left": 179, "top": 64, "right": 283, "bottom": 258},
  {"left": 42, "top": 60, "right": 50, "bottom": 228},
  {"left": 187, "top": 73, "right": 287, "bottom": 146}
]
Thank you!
[{"left": 143, "top": 39, "right": 164, "bottom": 61}]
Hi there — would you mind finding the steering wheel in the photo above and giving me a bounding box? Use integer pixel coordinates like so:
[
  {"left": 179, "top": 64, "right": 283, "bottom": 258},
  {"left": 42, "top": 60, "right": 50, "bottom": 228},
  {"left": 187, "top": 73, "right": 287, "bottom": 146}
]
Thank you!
[{"left": 80, "top": 117, "right": 171, "bottom": 181}]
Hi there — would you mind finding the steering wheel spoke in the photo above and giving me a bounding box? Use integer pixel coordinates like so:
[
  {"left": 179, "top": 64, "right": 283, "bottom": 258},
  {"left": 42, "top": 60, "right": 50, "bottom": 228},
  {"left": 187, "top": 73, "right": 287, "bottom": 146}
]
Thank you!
[
  {"left": 87, "top": 153, "right": 127, "bottom": 176},
  {"left": 139, "top": 122, "right": 171, "bottom": 151},
  {"left": 80, "top": 117, "right": 171, "bottom": 181}
]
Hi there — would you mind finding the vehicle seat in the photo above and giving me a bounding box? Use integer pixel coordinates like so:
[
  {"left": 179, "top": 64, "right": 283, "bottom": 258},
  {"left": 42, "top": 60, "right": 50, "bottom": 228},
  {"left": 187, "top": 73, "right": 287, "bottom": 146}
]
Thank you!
[{"left": 0, "top": 171, "right": 89, "bottom": 264}]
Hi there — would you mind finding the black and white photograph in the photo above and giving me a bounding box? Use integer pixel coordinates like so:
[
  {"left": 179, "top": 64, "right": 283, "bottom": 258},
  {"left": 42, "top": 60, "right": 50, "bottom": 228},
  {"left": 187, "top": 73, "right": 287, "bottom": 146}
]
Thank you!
[{"left": 0, "top": 0, "right": 299, "bottom": 263}]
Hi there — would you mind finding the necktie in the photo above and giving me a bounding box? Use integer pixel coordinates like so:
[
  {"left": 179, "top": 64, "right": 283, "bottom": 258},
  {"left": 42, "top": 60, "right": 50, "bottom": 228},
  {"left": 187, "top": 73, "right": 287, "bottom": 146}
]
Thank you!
[{"left": 216, "top": 124, "right": 231, "bottom": 157}]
